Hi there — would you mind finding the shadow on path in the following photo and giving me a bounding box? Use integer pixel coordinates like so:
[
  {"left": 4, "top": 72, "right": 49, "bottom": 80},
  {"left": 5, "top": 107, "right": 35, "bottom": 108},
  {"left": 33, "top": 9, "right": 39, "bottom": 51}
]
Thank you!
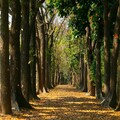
[{"left": 1, "top": 85, "right": 120, "bottom": 120}]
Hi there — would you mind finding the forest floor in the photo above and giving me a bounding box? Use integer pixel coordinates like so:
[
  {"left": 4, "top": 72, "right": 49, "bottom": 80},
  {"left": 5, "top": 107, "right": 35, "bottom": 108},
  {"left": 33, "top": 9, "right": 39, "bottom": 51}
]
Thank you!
[{"left": 0, "top": 85, "right": 120, "bottom": 120}]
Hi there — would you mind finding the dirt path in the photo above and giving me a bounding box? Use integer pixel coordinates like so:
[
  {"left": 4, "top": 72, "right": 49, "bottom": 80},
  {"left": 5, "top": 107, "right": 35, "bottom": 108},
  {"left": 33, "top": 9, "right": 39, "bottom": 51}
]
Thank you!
[{"left": 0, "top": 85, "right": 120, "bottom": 120}]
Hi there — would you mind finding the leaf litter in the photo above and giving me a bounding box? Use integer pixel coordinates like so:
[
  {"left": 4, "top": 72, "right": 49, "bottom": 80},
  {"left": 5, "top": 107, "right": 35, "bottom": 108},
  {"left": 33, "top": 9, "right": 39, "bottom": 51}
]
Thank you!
[{"left": 0, "top": 85, "right": 120, "bottom": 120}]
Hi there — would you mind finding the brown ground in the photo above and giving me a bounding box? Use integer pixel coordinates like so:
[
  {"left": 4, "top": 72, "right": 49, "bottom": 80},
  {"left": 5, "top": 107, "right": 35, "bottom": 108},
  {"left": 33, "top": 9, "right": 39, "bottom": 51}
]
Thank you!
[{"left": 0, "top": 85, "right": 120, "bottom": 120}]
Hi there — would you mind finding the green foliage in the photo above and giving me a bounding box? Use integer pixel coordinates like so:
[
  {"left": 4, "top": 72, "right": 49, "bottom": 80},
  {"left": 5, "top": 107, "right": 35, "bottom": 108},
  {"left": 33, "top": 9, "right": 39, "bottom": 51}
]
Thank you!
[
  {"left": 46, "top": 0, "right": 116, "bottom": 82},
  {"left": 53, "top": 24, "right": 81, "bottom": 77},
  {"left": 88, "top": 1, "right": 103, "bottom": 41},
  {"left": 46, "top": 0, "right": 92, "bottom": 37}
]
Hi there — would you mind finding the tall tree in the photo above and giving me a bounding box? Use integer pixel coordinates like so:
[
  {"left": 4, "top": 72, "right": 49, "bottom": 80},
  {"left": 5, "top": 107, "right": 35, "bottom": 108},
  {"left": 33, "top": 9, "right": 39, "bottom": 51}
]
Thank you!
[
  {"left": 88, "top": 2, "right": 103, "bottom": 99},
  {"left": 21, "top": 0, "right": 30, "bottom": 101},
  {"left": 29, "top": 0, "right": 40, "bottom": 99},
  {"left": 109, "top": 0, "right": 120, "bottom": 109},
  {"left": 101, "top": 0, "right": 119, "bottom": 106},
  {"left": 95, "top": 27, "right": 102, "bottom": 99},
  {"left": 0, "top": 0, "right": 11, "bottom": 114},
  {"left": 10, "top": 0, "right": 32, "bottom": 109},
  {"left": 37, "top": 9, "right": 47, "bottom": 92},
  {"left": 35, "top": 0, "right": 45, "bottom": 94},
  {"left": 102, "top": 0, "right": 110, "bottom": 97},
  {"left": 115, "top": 41, "right": 120, "bottom": 111},
  {"left": 113, "top": 0, "right": 120, "bottom": 110}
]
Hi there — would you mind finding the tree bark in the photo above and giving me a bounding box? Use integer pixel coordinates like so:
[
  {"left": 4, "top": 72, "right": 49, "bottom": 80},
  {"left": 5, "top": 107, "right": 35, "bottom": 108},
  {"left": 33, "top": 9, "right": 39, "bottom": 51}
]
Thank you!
[
  {"left": 36, "top": 27, "right": 42, "bottom": 93},
  {"left": 79, "top": 54, "right": 84, "bottom": 90},
  {"left": 0, "top": 0, "right": 12, "bottom": 114},
  {"left": 114, "top": 0, "right": 120, "bottom": 111},
  {"left": 85, "top": 27, "right": 95, "bottom": 96},
  {"left": 83, "top": 62, "right": 87, "bottom": 92},
  {"left": 116, "top": 44, "right": 120, "bottom": 111},
  {"left": 21, "top": 0, "right": 30, "bottom": 101},
  {"left": 29, "top": 0, "right": 39, "bottom": 100},
  {"left": 101, "top": 0, "right": 120, "bottom": 107},
  {"left": 9, "top": 0, "right": 32, "bottom": 109},
  {"left": 103, "top": 0, "right": 110, "bottom": 96},
  {"left": 10, "top": 0, "right": 21, "bottom": 110},
  {"left": 48, "top": 33, "right": 54, "bottom": 88},
  {"left": 95, "top": 24, "right": 102, "bottom": 100},
  {"left": 37, "top": 10, "right": 47, "bottom": 92}
]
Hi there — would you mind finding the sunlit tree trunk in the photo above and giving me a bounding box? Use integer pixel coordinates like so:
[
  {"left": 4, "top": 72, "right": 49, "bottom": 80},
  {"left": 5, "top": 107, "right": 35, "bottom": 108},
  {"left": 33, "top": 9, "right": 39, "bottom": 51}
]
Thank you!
[
  {"left": 36, "top": 25, "right": 43, "bottom": 92},
  {"left": 37, "top": 10, "right": 47, "bottom": 92},
  {"left": 48, "top": 33, "right": 54, "bottom": 88}
]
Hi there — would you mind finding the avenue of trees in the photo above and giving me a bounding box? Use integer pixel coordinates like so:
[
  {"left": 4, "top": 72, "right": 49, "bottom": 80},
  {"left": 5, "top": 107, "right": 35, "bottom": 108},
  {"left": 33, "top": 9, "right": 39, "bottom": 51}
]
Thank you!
[
  {"left": 46, "top": 0, "right": 120, "bottom": 110},
  {"left": 0, "top": 0, "right": 120, "bottom": 115},
  {"left": 48, "top": 0, "right": 120, "bottom": 110}
]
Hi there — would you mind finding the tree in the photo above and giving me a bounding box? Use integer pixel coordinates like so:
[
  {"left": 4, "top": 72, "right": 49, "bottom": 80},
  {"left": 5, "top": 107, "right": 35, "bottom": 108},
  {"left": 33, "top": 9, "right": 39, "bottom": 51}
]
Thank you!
[
  {"left": 116, "top": 48, "right": 120, "bottom": 110},
  {"left": 101, "top": 0, "right": 119, "bottom": 107},
  {"left": 10, "top": 0, "right": 32, "bottom": 109},
  {"left": 113, "top": 0, "right": 120, "bottom": 110},
  {"left": 29, "top": 0, "right": 39, "bottom": 100},
  {"left": 21, "top": 0, "right": 30, "bottom": 101},
  {"left": 0, "top": 0, "right": 11, "bottom": 114},
  {"left": 88, "top": 2, "right": 103, "bottom": 99},
  {"left": 37, "top": 8, "right": 48, "bottom": 92},
  {"left": 102, "top": 0, "right": 111, "bottom": 97}
]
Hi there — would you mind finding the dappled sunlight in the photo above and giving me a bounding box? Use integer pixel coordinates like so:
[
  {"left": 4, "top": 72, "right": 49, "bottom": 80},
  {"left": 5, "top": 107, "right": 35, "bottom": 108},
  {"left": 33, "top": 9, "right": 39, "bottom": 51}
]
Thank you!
[{"left": 0, "top": 85, "right": 120, "bottom": 120}]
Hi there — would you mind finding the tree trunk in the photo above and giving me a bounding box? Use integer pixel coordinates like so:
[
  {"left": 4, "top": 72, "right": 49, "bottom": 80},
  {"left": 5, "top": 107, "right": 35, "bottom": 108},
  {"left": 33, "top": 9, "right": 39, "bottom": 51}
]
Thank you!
[
  {"left": 103, "top": 0, "right": 110, "bottom": 96},
  {"left": 45, "top": 33, "right": 49, "bottom": 92},
  {"left": 96, "top": 40, "right": 102, "bottom": 99},
  {"left": 10, "top": 0, "right": 21, "bottom": 110},
  {"left": 37, "top": 10, "right": 47, "bottom": 92},
  {"left": 36, "top": 27, "right": 43, "bottom": 92},
  {"left": 79, "top": 54, "right": 84, "bottom": 90},
  {"left": 85, "top": 27, "right": 95, "bottom": 96},
  {"left": 95, "top": 25, "right": 102, "bottom": 100},
  {"left": 9, "top": 0, "right": 32, "bottom": 109},
  {"left": 36, "top": 51, "right": 40, "bottom": 94},
  {"left": 36, "top": 36, "right": 41, "bottom": 93},
  {"left": 116, "top": 44, "right": 120, "bottom": 111},
  {"left": 83, "top": 62, "right": 87, "bottom": 92},
  {"left": 114, "top": 0, "right": 120, "bottom": 110},
  {"left": 21, "top": 0, "right": 30, "bottom": 101},
  {"left": 29, "top": 0, "right": 39, "bottom": 100},
  {"left": 47, "top": 33, "right": 54, "bottom": 88},
  {"left": 52, "top": 55, "right": 56, "bottom": 87},
  {"left": 96, "top": 39, "right": 102, "bottom": 99},
  {"left": 102, "top": 0, "right": 120, "bottom": 107},
  {"left": 0, "top": 0, "right": 12, "bottom": 114}
]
